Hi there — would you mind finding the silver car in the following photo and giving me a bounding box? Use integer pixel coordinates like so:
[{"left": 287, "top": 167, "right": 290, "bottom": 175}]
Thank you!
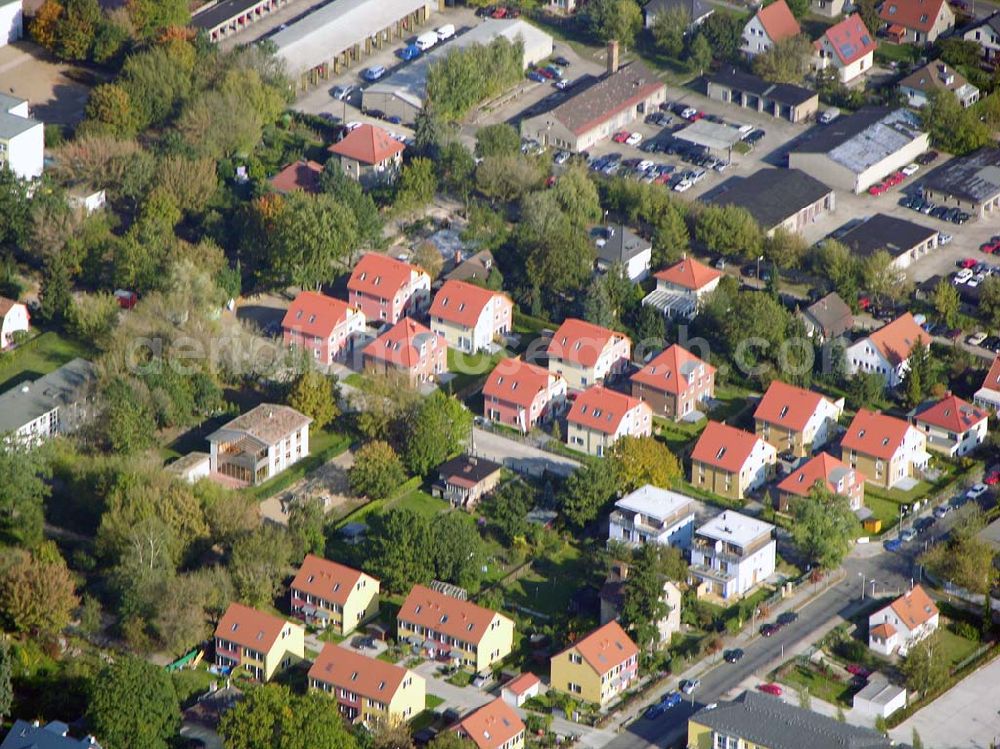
[{"left": 332, "top": 84, "right": 356, "bottom": 100}]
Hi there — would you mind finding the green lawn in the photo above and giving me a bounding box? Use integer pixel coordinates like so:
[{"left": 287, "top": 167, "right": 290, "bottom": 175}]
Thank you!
[
  {"left": 778, "top": 662, "right": 855, "bottom": 708},
  {"left": 426, "top": 694, "right": 445, "bottom": 710},
  {"left": 446, "top": 348, "right": 509, "bottom": 397},
  {"left": 867, "top": 481, "right": 933, "bottom": 505},
  {"left": 938, "top": 627, "right": 981, "bottom": 668},
  {"left": 653, "top": 415, "right": 705, "bottom": 453},
  {"left": 866, "top": 493, "right": 904, "bottom": 532},
  {"left": 0, "top": 331, "right": 94, "bottom": 390},
  {"left": 503, "top": 541, "right": 591, "bottom": 619},
  {"left": 446, "top": 670, "right": 473, "bottom": 687},
  {"left": 385, "top": 488, "right": 453, "bottom": 519},
  {"left": 875, "top": 42, "right": 923, "bottom": 65},
  {"left": 244, "top": 429, "right": 351, "bottom": 501}
]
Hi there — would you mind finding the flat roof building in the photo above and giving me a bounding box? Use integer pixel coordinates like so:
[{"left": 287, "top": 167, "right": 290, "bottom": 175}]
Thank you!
[
  {"left": 706, "top": 68, "right": 818, "bottom": 123},
  {"left": 191, "top": 0, "right": 292, "bottom": 42},
  {"left": 788, "top": 107, "right": 929, "bottom": 193},
  {"left": 837, "top": 213, "right": 939, "bottom": 270},
  {"left": 921, "top": 146, "right": 1000, "bottom": 218},
  {"left": 706, "top": 168, "right": 834, "bottom": 236},
  {"left": 0, "top": 92, "right": 43, "bottom": 180},
  {"left": 0, "top": 358, "right": 96, "bottom": 446}
]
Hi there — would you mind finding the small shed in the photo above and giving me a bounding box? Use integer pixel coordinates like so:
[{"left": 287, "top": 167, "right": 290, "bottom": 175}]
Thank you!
[
  {"left": 501, "top": 672, "right": 541, "bottom": 707},
  {"left": 852, "top": 674, "right": 906, "bottom": 719},
  {"left": 166, "top": 452, "right": 212, "bottom": 484}
]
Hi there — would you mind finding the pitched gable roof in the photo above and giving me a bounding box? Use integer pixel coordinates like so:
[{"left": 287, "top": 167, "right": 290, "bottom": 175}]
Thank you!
[
  {"left": 777, "top": 452, "right": 859, "bottom": 498},
  {"left": 866, "top": 313, "right": 932, "bottom": 366},
  {"left": 547, "top": 318, "right": 630, "bottom": 368},
  {"left": 398, "top": 585, "right": 508, "bottom": 646},
  {"left": 888, "top": 584, "right": 938, "bottom": 629},
  {"left": 328, "top": 124, "right": 405, "bottom": 164},
  {"left": 429, "top": 280, "right": 509, "bottom": 328},
  {"left": 291, "top": 554, "right": 371, "bottom": 607},
  {"left": 281, "top": 291, "right": 357, "bottom": 339},
  {"left": 980, "top": 354, "right": 1000, "bottom": 396},
  {"left": 348, "top": 253, "right": 424, "bottom": 300},
  {"left": 691, "top": 421, "right": 764, "bottom": 473},
  {"left": 630, "top": 344, "right": 715, "bottom": 396},
  {"left": 484, "top": 358, "right": 561, "bottom": 410},
  {"left": 308, "top": 643, "right": 410, "bottom": 701},
  {"left": 819, "top": 13, "right": 876, "bottom": 65},
  {"left": 567, "top": 385, "right": 647, "bottom": 435},
  {"left": 654, "top": 257, "right": 721, "bottom": 291},
  {"left": 755, "top": 0, "right": 801, "bottom": 42},
  {"left": 754, "top": 381, "right": 830, "bottom": 433},
  {"left": 879, "top": 0, "right": 949, "bottom": 33},
  {"left": 803, "top": 292, "right": 854, "bottom": 338},
  {"left": 870, "top": 622, "right": 897, "bottom": 639},
  {"left": 504, "top": 672, "right": 541, "bottom": 695},
  {"left": 841, "top": 409, "right": 912, "bottom": 460},
  {"left": 215, "top": 603, "right": 292, "bottom": 652},
  {"left": 363, "top": 317, "right": 442, "bottom": 368},
  {"left": 559, "top": 621, "right": 639, "bottom": 675},
  {"left": 454, "top": 698, "right": 525, "bottom": 749},
  {"left": 913, "top": 394, "right": 987, "bottom": 432},
  {"left": 210, "top": 404, "right": 312, "bottom": 447},
  {"left": 270, "top": 159, "right": 323, "bottom": 193}
]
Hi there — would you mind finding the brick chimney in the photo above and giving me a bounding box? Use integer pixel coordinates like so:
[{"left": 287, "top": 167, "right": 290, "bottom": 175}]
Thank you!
[{"left": 607, "top": 40, "right": 620, "bottom": 75}]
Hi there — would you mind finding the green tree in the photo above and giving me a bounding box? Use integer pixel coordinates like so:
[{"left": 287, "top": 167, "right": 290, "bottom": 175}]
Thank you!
[
  {"left": 921, "top": 514, "right": 995, "bottom": 628},
  {"left": 432, "top": 512, "right": 485, "bottom": 589},
  {"left": 583, "top": 275, "right": 615, "bottom": 328},
  {"left": 559, "top": 462, "right": 619, "bottom": 528},
  {"left": 847, "top": 371, "right": 885, "bottom": 410},
  {"left": 267, "top": 191, "right": 358, "bottom": 290},
  {"left": 608, "top": 436, "right": 682, "bottom": 492},
  {"left": 318, "top": 163, "right": 382, "bottom": 249},
  {"left": 475, "top": 123, "right": 522, "bottom": 158},
  {"left": 436, "top": 141, "right": 477, "bottom": 202},
  {"left": 363, "top": 508, "right": 434, "bottom": 593},
  {"left": 0, "top": 441, "right": 52, "bottom": 548},
  {"left": 812, "top": 239, "right": 860, "bottom": 307},
  {"left": 229, "top": 525, "right": 293, "bottom": 607},
  {"left": 476, "top": 154, "right": 544, "bottom": 204},
  {"left": 699, "top": 12, "right": 744, "bottom": 62},
  {"left": 620, "top": 543, "right": 687, "bottom": 651},
  {"left": 551, "top": 165, "right": 602, "bottom": 227},
  {"left": 126, "top": 0, "right": 190, "bottom": 37},
  {"left": 413, "top": 107, "right": 443, "bottom": 157},
  {"left": 288, "top": 497, "right": 327, "bottom": 562},
  {"left": 981, "top": 275, "right": 1000, "bottom": 331},
  {"left": 349, "top": 441, "right": 407, "bottom": 499},
  {"left": 426, "top": 37, "right": 523, "bottom": 120},
  {"left": 764, "top": 227, "right": 808, "bottom": 270},
  {"left": 789, "top": 485, "right": 857, "bottom": 570},
  {"left": 688, "top": 33, "right": 713, "bottom": 74},
  {"left": 288, "top": 370, "right": 340, "bottom": 430},
  {"left": 0, "top": 544, "right": 78, "bottom": 638},
  {"left": 922, "top": 87, "right": 990, "bottom": 156},
  {"left": 482, "top": 480, "right": 535, "bottom": 545},
  {"left": 0, "top": 168, "right": 31, "bottom": 248},
  {"left": 55, "top": 0, "right": 100, "bottom": 60},
  {"left": 904, "top": 339, "right": 933, "bottom": 408},
  {"left": 857, "top": 0, "right": 880, "bottom": 44},
  {"left": 651, "top": 6, "right": 688, "bottom": 57},
  {"left": 583, "top": 0, "right": 642, "bottom": 45},
  {"left": 933, "top": 278, "right": 960, "bottom": 328},
  {"left": 900, "top": 632, "right": 948, "bottom": 696},
  {"left": 0, "top": 641, "right": 11, "bottom": 720},
  {"left": 751, "top": 35, "right": 812, "bottom": 83},
  {"left": 402, "top": 391, "right": 471, "bottom": 476},
  {"left": 220, "top": 683, "right": 358, "bottom": 749},
  {"left": 87, "top": 656, "right": 179, "bottom": 749},
  {"left": 38, "top": 251, "right": 74, "bottom": 324},
  {"left": 695, "top": 204, "right": 763, "bottom": 258},
  {"left": 862, "top": 249, "right": 909, "bottom": 305},
  {"left": 395, "top": 157, "right": 438, "bottom": 212}
]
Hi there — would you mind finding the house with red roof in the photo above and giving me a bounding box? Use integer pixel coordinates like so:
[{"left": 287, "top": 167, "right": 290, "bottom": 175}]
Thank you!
[
  {"left": 550, "top": 621, "right": 639, "bottom": 706},
  {"left": 879, "top": 0, "right": 954, "bottom": 44},
  {"left": 910, "top": 394, "right": 988, "bottom": 457},
  {"left": 290, "top": 554, "right": 380, "bottom": 635},
  {"left": 269, "top": 159, "right": 323, "bottom": 194},
  {"left": 812, "top": 13, "right": 876, "bottom": 83},
  {"left": 281, "top": 291, "right": 365, "bottom": 366},
  {"left": 362, "top": 318, "right": 446, "bottom": 386},
  {"left": 868, "top": 584, "right": 939, "bottom": 656},
  {"left": 741, "top": 0, "right": 801, "bottom": 58},
  {"left": 214, "top": 603, "right": 305, "bottom": 682},
  {"left": 566, "top": 385, "right": 652, "bottom": 457},
  {"left": 347, "top": 253, "right": 431, "bottom": 325},
  {"left": 483, "top": 358, "right": 567, "bottom": 433},
  {"left": 0, "top": 296, "right": 28, "bottom": 349},
  {"left": 690, "top": 421, "right": 777, "bottom": 500},
  {"left": 429, "top": 280, "right": 513, "bottom": 353},
  {"left": 753, "top": 381, "right": 844, "bottom": 458},
  {"left": 547, "top": 318, "right": 631, "bottom": 390},
  {"left": 328, "top": 124, "right": 405, "bottom": 186},
  {"left": 642, "top": 257, "right": 722, "bottom": 320},
  {"left": 846, "top": 313, "right": 932, "bottom": 388},
  {"left": 775, "top": 452, "right": 865, "bottom": 511},
  {"left": 501, "top": 673, "right": 541, "bottom": 707},
  {"left": 630, "top": 344, "right": 715, "bottom": 422},
  {"left": 453, "top": 697, "right": 526, "bottom": 749},
  {"left": 841, "top": 409, "right": 929, "bottom": 489},
  {"left": 974, "top": 353, "right": 1000, "bottom": 412}
]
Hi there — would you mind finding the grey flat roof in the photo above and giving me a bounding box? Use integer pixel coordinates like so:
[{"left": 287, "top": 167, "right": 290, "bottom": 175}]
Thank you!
[
  {"left": 0, "top": 92, "right": 25, "bottom": 110},
  {"left": 674, "top": 119, "right": 745, "bottom": 151},
  {"left": 696, "top": 510, "right": 773, "bottom": 547},
  {"left": 854, "top": 675, "right": 905, "bottom": 706},
  {"left": 792, "top": 107, "right": 925, "bottom": 174},
  {"left": 709, "top": 68, "right": 817, "bottom": 107},
  {"left": 0, "top": 358, "right": 96, "bottom": 434},
  {"left": 838, "top": 213, "right": 938, "bottom": 259},
  {"left": 0, "top": 94, "right": 41, "bottom": 140},
  {"left": 922, "top": 146, "right": 1000, "bottom": 204},
  {"left": 272, "top": 0, "right": 434, "bottom": 77},
  {"left": 707, "top": 168, "right": 832, "bottom": 230},
  {"left": 691, "top": 691, "right": 908, "bottom": 749},
  {"left": 615, "top": 485, "right": 696, "bottom": 521}
]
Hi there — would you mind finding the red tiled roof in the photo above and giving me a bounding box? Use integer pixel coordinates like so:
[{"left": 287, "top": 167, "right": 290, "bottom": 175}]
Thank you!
[
  {"left": 484, "top": 358, "right": 560, "bottom": 410},
  {"left": 913, "top": 394, "right": 987, "bottom": 432},
  {"left": 454, "top": 698, "right": 525, "bottom": 749},
  {"left": 754, "top": 381, "right": 829, "bottom": 433},
  {"left": 821, "top": 13, "right": 876, "bottom": 66},
  {"left": 547, "top": 318, "right": 630, "bottom": 368},
  {"left": 429, "top": 280, "right": 509, "bottom": 329},
  {"left": 363, "top": 317, "right": 443, "bottom": 369},
  {"left": 867, "top": 313, "right": 932, "bottom": 366},
  {"left": 270, "top": 160, "right": 323, "bottom": 194},
  {"left": 290, "top": 554, "right": 370, "bottom": 607},
  {"left": 630, "top": 344, "right": 715, "bottom": 396},
  {"left": 653, "top": 257, "right": 721, "bottom": 291},
  {"left": 980, "top": 354, "right": 1000, "bottom": 395},
  {"left": 691, "top": 421, "right": 763, "bottom": 473},
  {"left": 281, "top": 291, "right": 357, "bottom": 339},
  {"left": 870, "top": 622, "right": 896, "bottom": 639},
  {"left": 398, "top": 585, "right": 508, "bottom": 646},
  {"left": 879, "top": 0, "right": 948, "bottom": 33},
  {"left": 308, "top": 644, "right": 409, "bottom": 701},
  {"left": 504, "top": 672, "right": 540, "bottom": 695},
  {"left": 348, "top": 253, "right": 424, "bottom": 300},
  {"left": 889, "top": 584, "right": 938, "bottom": 629},
  {"left": 841, "top": 409, "right": 911, "bottom": 460},
  {"left": 215, "top": 603, "right": 291, "bottom": 652},
  {"left": 777, "top": 452, "right": 859, "bottom": 498},
  {"left": 567, "top": 385, "right": 648, "bottom": 435},
  {"left": 328, "top": 124, "right": 406, "bottom": 165},
  {"left": 756, "top": 0, "right": 801, "bottom": 42},
  {"left": 558, "top": 621, "right": 639, "bottom": 676}
]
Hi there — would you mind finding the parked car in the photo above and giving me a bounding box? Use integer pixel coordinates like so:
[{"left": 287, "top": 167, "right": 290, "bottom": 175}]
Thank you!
[
  {"left": 915, "top": 516, "right": 936, "bottom": 534},
  {"left": 902, "top": 163, "right": 920, "bottom": 176},
  {"left": 555, "top": 78, "right": 575, "bottom": 90},
  {"left": 680, "top": 679, "right": 700, "bottom": 695},
  {"left": 612, "top": 131, "right": 630, "bottom": 143},
  {"left": 760, "top": 623, "right": 780, "bottom": 637},
  {"left": 960, "top": 257, "right": 978, "bottom": 269},
  {"left": 527, "top": 70, "right": 546, "bottom": 82},
  {"left": 883, "top": 538, "right": 902, "bottom": 552},
  {"left": 846, "top": 664, "right": 871, "bottom": 677},
  {"left": 362, "top": 65, "right": 387, "bottom": 81},
  {"left": 916, "top": 150, "right": 939, "bottom": 165},
  {"left": 723, "top": 648, "right": 745, "bottom": 663},
  {"left": 553, "top": 150, "right": 570, "bottom": 165},
  {"left": 680, "top": 107, "right": 698, "bottom": 120},
  {"left": 552, "top": 55, "right": 571, "bottom": 66},
  {"left": 968, "top": 483, "right": 989, "bottom": 500},
  {"left": 399, "top": 44, "right": 421, "bottom": 61},
  {"left": 435, "top": 24, "right": 455, "bottom": 41},
  {"left": 776, "top": 611, "right": 798, "bottom": 626},
  {"left": 661, "top": 691, "right": 682, "bottom": 709},
  {"left": 544, "top": 65, "right": 564, "bottom": 79},
  {"left": 985, "top": 470, "right": 1000, "bottom": 486},
  {"left": 933, "top": 504, "right": 952, "bottom": 519},
  {"left": 900, "top": 528, "right": 917, "bottom": 542},
  {"left": 331, "top": 84, "right": 356, "bottom": 100},
  {"left": 626, "top": 132, "right": 643, "bottom": 146},
  {"left": 645, "top": 702, "right": 668, "bottom": 719},
  {"left": 758, "top": 683, "right": 783, "bottom": 696}
]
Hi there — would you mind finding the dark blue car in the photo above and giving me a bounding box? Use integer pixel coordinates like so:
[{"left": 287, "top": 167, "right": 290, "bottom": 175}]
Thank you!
[
  {"left": 527, "top": 70, "right": 546, "bottom": 82},
  {"left": 883, "top": 538, "right": 902, "bottom": 552},
  {"left": 400, "top": 44, "right": 421, "bottom": 61}
]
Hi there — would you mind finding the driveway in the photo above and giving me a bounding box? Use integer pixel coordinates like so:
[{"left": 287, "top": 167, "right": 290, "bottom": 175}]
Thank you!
[{"left": 471, "top": 427, "right": 580, "bottom": 478}]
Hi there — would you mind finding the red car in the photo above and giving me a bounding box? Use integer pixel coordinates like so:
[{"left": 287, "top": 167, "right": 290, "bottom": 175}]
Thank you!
[
  {"left": 690, "top": 111, "right": 705, "bottom": 121},
  {"left": 868, "top": 183, "right": 888, "bottom": 196},
  {"left": 536, "top": 67, "right": 555, "bottom": 79},
  {"left": 491, "top": 6, "right": 508, "bottom": 17},
  {"left": 886, "top": 172, "right": 905, "bottom": 186},
  {"left": 846, "top": 664, "right": 871, "bottom": 677},
  {"left": 758, "top": 684, "right": 783, "bottom": 696},
  {"left": 960, "top": 257, "right": 977, "bottom": 269},
  {"left": 981, "top": 242, "right": 1000, "bottom": 254},
  {"left": 612, "top": 131, "right": 630, "bottom": 143},
  {"left": 858, "top": 295, "right": 871, "bottom": 310},
  {"left": 985, "top": 469, "right": 1000, "bottom": 485}
]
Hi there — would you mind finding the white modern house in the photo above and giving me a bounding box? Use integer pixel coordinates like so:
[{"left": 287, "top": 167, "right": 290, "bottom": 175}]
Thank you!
[
  {"left": 868, "top": 585, "right": 939, "bottom": 656},
  {"left": 0, "top": 0, "right": 22, "bottom": 47},
  {"left": 910, "top": 394, "right": 988, "bottom": 458},
  {"left": 207, "top": 404, "right": 311, "bottom": 485},
  {"left": 0, "top": 358, "right": 97, "bottom": 446},
  {"left": 845, "top": 313, "right": 932, "bottom": 388},
  {"left": 689, "top": 511, "right": 775, "bottom": 600},
  {"left": 608, "top": 485, "right": 700, "bottom": 549},
  {"left": 0, "top": 93, "right": 43, "bottom": 180}
]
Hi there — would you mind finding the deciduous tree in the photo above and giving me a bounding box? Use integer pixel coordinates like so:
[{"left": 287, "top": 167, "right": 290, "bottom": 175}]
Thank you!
[
  {"left": 363, "top": 508, "right": 434, "bottom": 593},
  {"left": 288, "top": 370, "right": 340, "bottom": 430},
  {"left": 349, "top": 441, "right": 407, "bottom": 500},
  {"left": 900, "top": 632, "right": 948, "bottom": 696},
  {"left": 620, "top": 543, "right": 687, "bottom": 651},
  {"left": 395, "top": 157, "right": 438, "bottom": 213},
  {"left": 0, "top": 543, "right": 79, "bottom": 639},
  {"left": 608, "top": 435, "right": 681, "bottom": 492},
  {"left": 87, "top": 656, "right": 180, "bottom": 749},
  {"left": 789, "top": 485, "right": 856, "bottom": 570},
  {"left": 431, "top": 513, "right": 485, "bottom": 590},
  {"left": 475, "top": 123, "right": 521, "bottom": 158},
  {"left": 0, "top": 441, "right": 52, "bottom": 549},
  {"left": 402, "top": 391, "right": 471, "bottom": 476},
  {"left": 752, "top": 35, "right": 812, "bottom": 83},
  {"left": 764, "top": 227, "right": 808, "bottom": 270},
  {"left": 932, "top": 278, "right": 960, "bottom": 328},
  {"left": 651, "top": 6, "right": 688, "bottom": 57},
  {"left": 584, "top": 0, "right": 642, "bottom": 46},
  {"left": 559, "top": 462, "right": 619, "bottom": 528},
  {"left": 482, "top": 480, "right": 535, "bottom": 545},
  {"left": 229, "top": 525, "right": 293, "bottom": 607},
  {"left": 288, "top": 497, "right": 326, "bottom": 562},
  {"left": 694, "top": 204, "right": 763, "bottom": 258}
]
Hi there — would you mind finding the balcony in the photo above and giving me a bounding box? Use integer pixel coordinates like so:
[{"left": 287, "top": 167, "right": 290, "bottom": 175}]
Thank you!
[{"left": 689, "top": 562, "right": 735, "bottom": 583}]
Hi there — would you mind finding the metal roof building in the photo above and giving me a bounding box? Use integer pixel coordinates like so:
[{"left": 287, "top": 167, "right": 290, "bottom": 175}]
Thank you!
[
  {"left": 921, "top": 146, "right": 1000, "bottom": 218},
  {"left": 0, "top": 358, "right": 97, "bottom": 445},
  {"left": 706, "top": 167, "right": 834, "bottom": 236}
]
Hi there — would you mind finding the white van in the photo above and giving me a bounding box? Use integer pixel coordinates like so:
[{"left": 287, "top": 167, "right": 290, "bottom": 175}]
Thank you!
[
  {"left": 819, "top": 107, "right": 840, "bottom": 124},
  {"left": 436, "top": 24, "right": 455, "bottom": 41},
  {"left": 415, "top": 31, "right": 438, "bottom": 51}
]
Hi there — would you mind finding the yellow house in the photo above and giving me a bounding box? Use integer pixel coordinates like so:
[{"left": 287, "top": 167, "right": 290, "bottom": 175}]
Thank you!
[
  {"left": 397, "top": 585, "right": 514, "bottom": 673},
  {"left": 214, "top": 603, "right": 305, "bottom": 682},
  {"left": 308, "top": 644, "right": 425, "bottom": 727},
  {"left": 290, "top": 554, "right": 380, "bottom": 636},
  {"left": 550, "top": 621, "right": 639, "bottom": 706},
  {"left": 453, "top": 697, "right": 526, "bottom": 749}
]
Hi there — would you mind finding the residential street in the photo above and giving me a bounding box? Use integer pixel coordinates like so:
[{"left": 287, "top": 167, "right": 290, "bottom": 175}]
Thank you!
[{"left": 470, "top": 427, "right": 580, "bottom": 478}]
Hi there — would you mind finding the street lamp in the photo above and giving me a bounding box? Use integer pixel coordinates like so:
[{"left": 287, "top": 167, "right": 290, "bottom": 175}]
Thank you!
[
  {"left": 870, "top": 580, "right": 880, "bottom": 598},
  {"left": 756, "top": 255, "right": 764, "bottom": 285}
]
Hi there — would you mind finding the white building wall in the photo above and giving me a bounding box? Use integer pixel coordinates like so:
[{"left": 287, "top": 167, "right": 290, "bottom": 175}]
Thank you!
[
  {"left": 741, "top": 15, "right": 774, "bottom": 57},
  {"left": 4, "top": 121, "right": 44, "bottom": 180},
  {"left": 0, "top": 0, "right": 23, "bottom": 46},
  {"left": 740, "top": 439, "right": 777, "bottom": 494},
  {"left": 846, "top": 339, "right": 903, "bottom": 386},
  {"left": 0, "top": 302, "right": 29, "bottom": 348},
  {"left": 803, "top": 398, "right": 844, "bottom": 449},
  {"left": 734, "top": 539, "right": 776, "bottom": 597}
]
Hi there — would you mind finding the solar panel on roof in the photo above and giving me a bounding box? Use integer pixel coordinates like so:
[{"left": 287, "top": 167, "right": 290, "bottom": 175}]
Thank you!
[{"left": 840, "top": 42, "right": 857, "bottom": 56}]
